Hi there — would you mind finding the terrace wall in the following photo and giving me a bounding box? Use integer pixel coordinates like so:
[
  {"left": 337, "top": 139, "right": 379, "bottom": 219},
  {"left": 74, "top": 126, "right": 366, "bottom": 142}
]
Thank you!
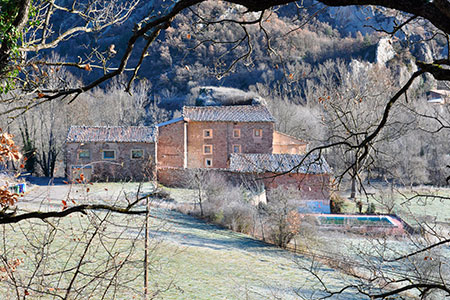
[
  {"left": 262, "top": 173, "right": 331, "bottom": 201},
  {"left": 157, "top": 167, "right": 330, "bottom": 202}
]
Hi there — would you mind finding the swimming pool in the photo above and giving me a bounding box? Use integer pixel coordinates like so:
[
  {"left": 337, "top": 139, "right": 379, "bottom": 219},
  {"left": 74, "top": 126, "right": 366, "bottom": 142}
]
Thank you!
[{"left": 317, "top": 215, "right": 396, "bottom": 227}]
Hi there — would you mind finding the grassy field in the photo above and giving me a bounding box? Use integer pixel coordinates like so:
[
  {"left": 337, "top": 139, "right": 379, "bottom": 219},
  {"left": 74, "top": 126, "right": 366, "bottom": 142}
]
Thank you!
[
  {"left": 339, "top": 186, "right": 450, "bottom": 225},
  {"left": 1, "top": 182, "right": 364, "bottom": 300},
  {"left": 147, "top": 208, "right": 363, "bottom": 300},
  {"left": 389, "top": 187, "right": 450, "bottom": 224},
  {"left": 5, "top": 182, "right": 449, "bottom": 299}
]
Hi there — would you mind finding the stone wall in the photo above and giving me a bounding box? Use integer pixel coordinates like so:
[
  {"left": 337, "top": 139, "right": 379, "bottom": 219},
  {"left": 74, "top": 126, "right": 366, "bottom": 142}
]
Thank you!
[
  {"left": 66, "top": 142, "right": 155, "bottom": 182},
  {"left": 157, "top": 167, "right": 330, "bottom": 202},
  {"left": 272, "top": 131, "right": 308, "bottom": 154},
  {"left": 186, "top": 121, "right": 273, "bottom": 169},
  {"left": 262, "top": 172, "right": 330, "bottom": 201},
  {"left": 157, "top": 167, "right": 190, "bottom": 187},
  {"left": 156, "top": 120, "right": 185, "bottom": 168}
]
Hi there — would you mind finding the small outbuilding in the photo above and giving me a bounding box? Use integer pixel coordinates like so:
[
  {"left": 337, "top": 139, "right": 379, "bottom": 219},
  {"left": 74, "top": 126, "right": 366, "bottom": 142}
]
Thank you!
[{"left": 229, "top": 153, "right": 332, "bottom": 213}]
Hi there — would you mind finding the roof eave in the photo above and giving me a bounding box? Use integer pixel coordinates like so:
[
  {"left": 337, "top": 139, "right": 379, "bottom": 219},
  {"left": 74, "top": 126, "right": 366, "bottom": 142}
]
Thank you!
[{"left": 156, "top": 117, "right": 184, "bottom": 127}]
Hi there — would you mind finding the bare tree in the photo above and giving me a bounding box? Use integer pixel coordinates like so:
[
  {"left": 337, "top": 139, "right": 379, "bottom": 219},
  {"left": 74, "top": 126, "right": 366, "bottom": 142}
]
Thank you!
[
  {"left": 1, "top": 1, "right": 450, "bottom": 298},
  {"left": 0, "top": 138, "right": 176, "bottom": 298},
  {"left": 0, "top": 0, "right": 446, "bottom": 105},
  {"left": 184, "top": 168, "right": 208, "bottom": 217},
  {"left": 262, "top": 186, "right": 303, "bottom": 248},
  {"left": 80, "top": 76, "right": 150, "bottom": 126}
]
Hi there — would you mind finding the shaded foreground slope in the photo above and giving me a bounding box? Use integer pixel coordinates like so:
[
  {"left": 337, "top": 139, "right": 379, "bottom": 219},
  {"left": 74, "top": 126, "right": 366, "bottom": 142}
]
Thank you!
[{"left": 5, "top": 182, "right": 364, "bottom": 299}]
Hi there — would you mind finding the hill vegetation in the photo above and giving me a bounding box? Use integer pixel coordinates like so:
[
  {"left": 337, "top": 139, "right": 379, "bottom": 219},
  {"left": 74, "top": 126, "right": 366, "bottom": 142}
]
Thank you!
[{"left": 1, "top": 1, "right": 449, "bottom": 186}]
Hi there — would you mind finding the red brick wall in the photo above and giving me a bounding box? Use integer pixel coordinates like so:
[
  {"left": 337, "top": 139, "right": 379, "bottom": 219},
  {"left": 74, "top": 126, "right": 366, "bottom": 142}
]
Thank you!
[
  {"left": 157, "top": 120, "right": 185, "bottom": 168},
  {"left": 186, "top": 121, "right": 273, "bottom": 169},
  {"left": 66, "top": 142, "right": 155, "bottom": 181}
]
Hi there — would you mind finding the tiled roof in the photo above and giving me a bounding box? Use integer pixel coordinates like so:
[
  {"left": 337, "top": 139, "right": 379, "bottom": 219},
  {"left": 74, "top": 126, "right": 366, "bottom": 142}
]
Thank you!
[
  {"left": 66, "top": 126, "right": 156, "bottom": 143},
  {"left": 183, "top": 105, "right": 275, "bottom": 123},
  {"left": 229, "top": 153, "right": 331, "bottom": 174}
]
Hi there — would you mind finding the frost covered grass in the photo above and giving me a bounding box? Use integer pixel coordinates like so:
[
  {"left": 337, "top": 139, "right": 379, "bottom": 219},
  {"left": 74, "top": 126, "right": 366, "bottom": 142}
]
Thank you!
[
  {"left": 1, "top": 183, "right": 364, "bottom": 299},
  {"left": 10, "top": 183, "right": 447, "bottom": 299},
  {"left": 341, "top": 186, "right": 450, "bottom": 224}
]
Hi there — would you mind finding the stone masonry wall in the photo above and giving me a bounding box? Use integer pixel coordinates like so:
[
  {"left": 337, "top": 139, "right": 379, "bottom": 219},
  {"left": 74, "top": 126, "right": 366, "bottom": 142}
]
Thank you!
[
  {"left": 272, "top": 131, "right": 308, "bottom": 154},
  {"left": 157, "top": 167, "right": 330, "bottom": 202},
  {"left": 263, "top": 173, "right": 330, "bottom": 200},
  {"left": 66, "top": 142, "right": 155, "bottom": 182},
  {"left": 186, "top": 121, "right": 273, "bottom": 169},
  {"left": 157, "top": 167, "right": 189, "bottom": 187},
  {"left": 156, "top": 120, "right": 185, "bottom": 168}
]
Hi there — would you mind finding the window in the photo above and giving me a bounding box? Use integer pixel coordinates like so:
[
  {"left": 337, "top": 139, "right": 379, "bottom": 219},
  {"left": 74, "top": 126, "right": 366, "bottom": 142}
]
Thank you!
[
  {"left": 131, "top": 149, "right": 144, "bottom": 159},
  {"left": 254, "top": 129, "right": 262, "bottom": 138},
  {"left": 233, "top": 145, "right": 241, "bottom": 153},
  {"left": 233, "top": 129, "right": 240, "bottom": 138},
  {"left": 204, "top": 158, "right": 213, "bottom": 167},
  {"left": 78, "top": 150, "right": 90, "bottom": 159},
  {"left": 203, "top": 144, "right": 213, "bottom": 154},
  {"left": 203, "top": 129, "right": 213, "bottom": 139},
  {"left": 102, "top": 150, "right": 116, "bottom": 160}
]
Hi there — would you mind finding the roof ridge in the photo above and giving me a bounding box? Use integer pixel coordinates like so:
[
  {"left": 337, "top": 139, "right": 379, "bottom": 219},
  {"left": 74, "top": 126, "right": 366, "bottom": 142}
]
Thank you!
[
  {"left": 182, "top": 104, "right": 275, "bottom": 123},
  {"left": 66, "top": 126, "right": 156, "bottom": 143},
  {"left": 156, "top": 117, "right": 184, "bottom": 127},
  {"left": 183, "top": 103, "right": 266, "bottom": 108},
  {"left": 68, "top": 125, "right": 154, "bottom": 128}
]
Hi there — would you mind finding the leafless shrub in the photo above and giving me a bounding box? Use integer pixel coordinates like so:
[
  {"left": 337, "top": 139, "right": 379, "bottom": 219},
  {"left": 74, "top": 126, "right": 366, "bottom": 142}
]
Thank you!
[
  {"left": 262, "top": 186, "right": 304, "bottom": 248},
  {"left": 203, "top": 172, "right": 257, "bottom": 234},
  {"left": 181, "top": 170, "right": 257, "bottom": 234}
]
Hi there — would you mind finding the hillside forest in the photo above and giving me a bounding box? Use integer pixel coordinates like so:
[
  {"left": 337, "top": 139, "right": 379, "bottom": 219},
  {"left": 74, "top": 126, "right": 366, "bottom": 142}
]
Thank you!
[
  {"left": 0, "top": 0, "right": 449, "bottom": 190},
  {"left": 1, "top": 1, "right": 450, "bottom": 299}
]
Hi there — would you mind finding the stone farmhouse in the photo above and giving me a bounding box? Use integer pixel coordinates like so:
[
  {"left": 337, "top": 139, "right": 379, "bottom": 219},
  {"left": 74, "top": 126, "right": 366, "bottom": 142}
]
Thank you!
[
  {"left": 157, "top": 105, "right": 276, "bottom": 170},
  {"left": 65, "top": 102, "right": 331, "bottom": 212},
  {"left": 66, "top": 126, "right": 156, "bottom": 181}
]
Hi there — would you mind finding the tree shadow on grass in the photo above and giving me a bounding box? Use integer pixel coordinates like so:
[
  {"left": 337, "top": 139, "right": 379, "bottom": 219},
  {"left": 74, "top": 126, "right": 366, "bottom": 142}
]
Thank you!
[
  {"left": 149, "top": 208, "right": 296, "bottom": 257},
  {"left": 22, "top": 175, "right": 67, "bottom": 186}
]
